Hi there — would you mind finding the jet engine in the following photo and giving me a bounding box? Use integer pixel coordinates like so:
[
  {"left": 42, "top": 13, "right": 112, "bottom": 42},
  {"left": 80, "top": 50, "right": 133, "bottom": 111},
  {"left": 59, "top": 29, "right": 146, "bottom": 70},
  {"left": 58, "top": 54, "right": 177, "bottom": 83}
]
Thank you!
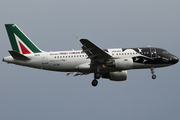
[
  {"left": 102, "top": 71, "right": 127, "bottom": 81},
  {"left": 106, "top": 58, "right": 133, "bottom": 70}
]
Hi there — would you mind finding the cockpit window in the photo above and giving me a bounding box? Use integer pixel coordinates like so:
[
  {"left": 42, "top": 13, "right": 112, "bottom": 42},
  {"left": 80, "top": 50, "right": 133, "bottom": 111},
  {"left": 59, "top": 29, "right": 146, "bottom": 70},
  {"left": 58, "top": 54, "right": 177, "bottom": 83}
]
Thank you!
[{"left": 163, "top": 51, "right": 169, "bottom": 54}]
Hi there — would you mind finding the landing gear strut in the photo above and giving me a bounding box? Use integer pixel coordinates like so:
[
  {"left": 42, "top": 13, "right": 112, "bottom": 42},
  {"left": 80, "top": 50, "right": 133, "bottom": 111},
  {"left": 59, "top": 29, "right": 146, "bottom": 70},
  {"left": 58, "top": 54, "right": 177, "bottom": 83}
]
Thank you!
[
  {"left": 151, "top": 67, "right": 156, "bottom": 79},
  {"left": 91, "top": 73, "right": 101, "bottom": 87}
]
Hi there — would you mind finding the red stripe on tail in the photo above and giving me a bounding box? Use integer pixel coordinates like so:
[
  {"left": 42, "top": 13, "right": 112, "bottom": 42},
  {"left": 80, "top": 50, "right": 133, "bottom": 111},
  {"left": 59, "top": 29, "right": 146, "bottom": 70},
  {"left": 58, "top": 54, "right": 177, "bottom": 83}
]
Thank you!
[{"left": 19, "top": 41, "right": 31, "bottom": 54}]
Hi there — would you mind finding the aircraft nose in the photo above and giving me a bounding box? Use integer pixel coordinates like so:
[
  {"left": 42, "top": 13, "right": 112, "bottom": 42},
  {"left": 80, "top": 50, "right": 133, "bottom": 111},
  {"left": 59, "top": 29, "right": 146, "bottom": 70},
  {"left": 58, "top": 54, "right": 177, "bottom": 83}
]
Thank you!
[{"left": 172, "top": 56, "right": 179, "bottom": 64}]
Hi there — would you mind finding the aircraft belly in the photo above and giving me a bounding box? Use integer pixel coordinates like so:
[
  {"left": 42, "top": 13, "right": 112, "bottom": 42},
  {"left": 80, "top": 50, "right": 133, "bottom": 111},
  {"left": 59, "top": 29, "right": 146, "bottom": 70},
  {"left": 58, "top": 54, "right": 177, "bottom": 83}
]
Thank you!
[{"left": 132, "top": 62, "right": 171, "bottom": 69}]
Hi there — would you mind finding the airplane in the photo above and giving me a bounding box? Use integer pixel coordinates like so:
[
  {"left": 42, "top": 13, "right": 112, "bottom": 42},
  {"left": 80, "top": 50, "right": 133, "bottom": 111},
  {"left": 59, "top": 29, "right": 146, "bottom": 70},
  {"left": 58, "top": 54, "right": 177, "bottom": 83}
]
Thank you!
[{"left": 3, "top": 24, "right": 179, "bottom": 86}]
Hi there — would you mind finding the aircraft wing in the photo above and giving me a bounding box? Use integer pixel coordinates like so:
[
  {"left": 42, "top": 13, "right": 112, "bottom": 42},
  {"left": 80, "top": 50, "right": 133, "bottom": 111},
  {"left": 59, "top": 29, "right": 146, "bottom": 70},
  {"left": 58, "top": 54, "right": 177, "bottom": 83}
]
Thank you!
[
  {"left": 67, "top": 72, "right": 90, "bottom": 76},
  {"left": 79, "top": 38, "right": 112, "bottom": 63}
]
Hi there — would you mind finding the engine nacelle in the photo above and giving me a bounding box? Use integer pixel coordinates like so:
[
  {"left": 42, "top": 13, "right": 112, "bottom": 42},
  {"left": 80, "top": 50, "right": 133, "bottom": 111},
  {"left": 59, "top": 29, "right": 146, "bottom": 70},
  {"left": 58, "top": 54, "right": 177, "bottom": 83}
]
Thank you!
[
  {"left": 115, "top": 58, "right": 133, "bottom": 69},
  {"left": 102, "top": 71, "right": 127, "bottom": 81},
  {"left": 106, "top": 58, "right": 133, "bottom": 70}
]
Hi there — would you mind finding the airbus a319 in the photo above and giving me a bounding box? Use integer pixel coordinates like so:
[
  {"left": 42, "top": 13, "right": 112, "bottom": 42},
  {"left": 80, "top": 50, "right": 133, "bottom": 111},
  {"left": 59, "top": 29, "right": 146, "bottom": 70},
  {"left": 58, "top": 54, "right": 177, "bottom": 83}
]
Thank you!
[{"left": 3, "top": 24, "right": 179, "bottom": 86}]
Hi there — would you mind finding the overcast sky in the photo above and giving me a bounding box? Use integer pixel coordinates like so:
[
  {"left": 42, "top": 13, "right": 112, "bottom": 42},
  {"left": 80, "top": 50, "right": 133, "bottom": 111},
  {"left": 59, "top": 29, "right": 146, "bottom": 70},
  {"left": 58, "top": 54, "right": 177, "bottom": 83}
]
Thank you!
[{"left": 0, "top": 0, "right": 180, "bottom": 120}]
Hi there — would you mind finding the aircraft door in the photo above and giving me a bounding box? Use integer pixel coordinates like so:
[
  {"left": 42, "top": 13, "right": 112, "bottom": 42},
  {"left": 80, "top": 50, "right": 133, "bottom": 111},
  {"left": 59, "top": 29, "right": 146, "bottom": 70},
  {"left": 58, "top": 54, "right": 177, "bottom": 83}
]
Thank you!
[
  {"left": 150, "top": 48, "right": 157, "bottom": 58},
  {"left": 42, "top": 53, "right": 48, "bottom": 64}
]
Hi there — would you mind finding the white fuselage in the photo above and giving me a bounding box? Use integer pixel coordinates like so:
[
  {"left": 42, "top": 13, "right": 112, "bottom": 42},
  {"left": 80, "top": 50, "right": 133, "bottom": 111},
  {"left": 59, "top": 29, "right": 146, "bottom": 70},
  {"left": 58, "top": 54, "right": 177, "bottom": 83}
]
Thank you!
[{"left": 3, "top": 48, "right": 171, "bottom": 73}]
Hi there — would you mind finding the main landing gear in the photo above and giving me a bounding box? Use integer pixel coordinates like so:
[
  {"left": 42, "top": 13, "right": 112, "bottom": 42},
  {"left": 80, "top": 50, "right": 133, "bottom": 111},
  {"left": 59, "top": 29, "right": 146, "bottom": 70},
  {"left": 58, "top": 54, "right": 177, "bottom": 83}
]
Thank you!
[
  {"left": 91, "top": 73, "right": 101, "bottom": 87},
  {"left": 92, "top": 79, "right": 98, "bottom": 86},
  {"left": 151, "top": 67, "right": 156, "bottom": 79}
]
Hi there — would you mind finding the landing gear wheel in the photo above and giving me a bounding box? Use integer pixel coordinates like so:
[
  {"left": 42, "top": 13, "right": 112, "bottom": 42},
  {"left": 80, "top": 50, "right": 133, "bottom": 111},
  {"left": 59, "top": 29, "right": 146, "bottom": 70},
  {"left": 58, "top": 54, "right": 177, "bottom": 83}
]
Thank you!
[
  {"left": 152, "top": 75, "right": 156, "bottom": 79},
  {"left": 150, "top": 67, "right": 156, "bottom": 79},
  {"left": 92, "top": 79, "right": 98, "bottom": 87}
]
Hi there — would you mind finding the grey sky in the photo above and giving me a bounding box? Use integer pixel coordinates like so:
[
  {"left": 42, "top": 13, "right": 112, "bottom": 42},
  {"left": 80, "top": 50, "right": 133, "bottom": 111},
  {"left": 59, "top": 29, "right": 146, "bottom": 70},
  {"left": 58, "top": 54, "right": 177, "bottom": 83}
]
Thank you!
[{"left": 0, "top": 0, "right": 180, "bottom": 120}]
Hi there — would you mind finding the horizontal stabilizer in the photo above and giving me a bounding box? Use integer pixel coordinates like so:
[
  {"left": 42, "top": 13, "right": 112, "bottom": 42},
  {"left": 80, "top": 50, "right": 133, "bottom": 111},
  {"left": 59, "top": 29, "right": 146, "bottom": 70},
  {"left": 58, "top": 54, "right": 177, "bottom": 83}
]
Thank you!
[{"left": 8, "top": 50, "right": 30, "bottom": 60}]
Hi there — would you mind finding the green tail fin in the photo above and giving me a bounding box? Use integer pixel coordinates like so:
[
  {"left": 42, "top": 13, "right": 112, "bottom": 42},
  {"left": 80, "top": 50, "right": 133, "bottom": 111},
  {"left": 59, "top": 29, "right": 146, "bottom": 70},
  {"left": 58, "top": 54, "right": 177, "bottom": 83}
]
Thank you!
[{"left": 5, "top": 24, "right": 42, "bottom": 54}]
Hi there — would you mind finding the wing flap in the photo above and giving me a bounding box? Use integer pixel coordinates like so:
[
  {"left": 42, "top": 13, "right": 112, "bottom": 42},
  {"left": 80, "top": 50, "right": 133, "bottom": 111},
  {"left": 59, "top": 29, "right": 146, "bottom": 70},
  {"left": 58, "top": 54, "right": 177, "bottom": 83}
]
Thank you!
[{"left": 67, "top": 72, "right": 90, "bottom": 76}]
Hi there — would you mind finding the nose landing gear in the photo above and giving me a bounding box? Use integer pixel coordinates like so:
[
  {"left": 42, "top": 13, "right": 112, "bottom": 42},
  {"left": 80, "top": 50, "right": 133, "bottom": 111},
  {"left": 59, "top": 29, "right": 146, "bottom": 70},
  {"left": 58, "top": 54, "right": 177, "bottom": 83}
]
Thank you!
[{"left": 151, "top": 67, "right": 156, "bottom": 79}]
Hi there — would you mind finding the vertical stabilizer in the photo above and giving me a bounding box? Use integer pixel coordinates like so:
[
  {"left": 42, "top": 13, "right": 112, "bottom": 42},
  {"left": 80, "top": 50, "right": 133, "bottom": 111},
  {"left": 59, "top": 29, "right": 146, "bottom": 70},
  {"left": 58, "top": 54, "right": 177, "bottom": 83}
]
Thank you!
[{"left": 5, "top": 24, "right": 42, "bottom": 54}]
